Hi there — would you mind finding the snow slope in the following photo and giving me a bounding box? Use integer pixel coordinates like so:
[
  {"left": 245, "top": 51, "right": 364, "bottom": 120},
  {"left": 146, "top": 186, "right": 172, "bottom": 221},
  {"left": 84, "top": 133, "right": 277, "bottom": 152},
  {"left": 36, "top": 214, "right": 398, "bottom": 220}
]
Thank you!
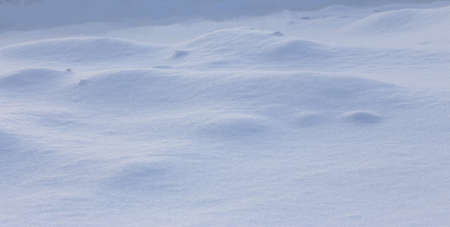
[{"left": 1, "top": 2, "right": 450, "bottom": 227}]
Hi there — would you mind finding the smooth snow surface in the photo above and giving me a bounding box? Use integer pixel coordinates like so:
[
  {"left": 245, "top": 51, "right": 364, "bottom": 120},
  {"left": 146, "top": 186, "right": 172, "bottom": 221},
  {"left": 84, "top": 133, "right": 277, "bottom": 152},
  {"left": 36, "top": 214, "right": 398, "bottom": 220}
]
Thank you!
[{"left": 1, "top": 1, "right": 450, "bottom": 227}]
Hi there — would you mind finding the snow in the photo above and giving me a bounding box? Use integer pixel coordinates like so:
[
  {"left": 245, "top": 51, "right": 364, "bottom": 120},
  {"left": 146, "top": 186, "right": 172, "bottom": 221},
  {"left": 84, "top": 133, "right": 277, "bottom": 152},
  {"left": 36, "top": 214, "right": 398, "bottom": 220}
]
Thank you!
[
  {"left": 1, "top": 1, "right": 450, "bottom": 226},
  {"left": 1, "top": 0, "right": 447, "bottom": 29}
]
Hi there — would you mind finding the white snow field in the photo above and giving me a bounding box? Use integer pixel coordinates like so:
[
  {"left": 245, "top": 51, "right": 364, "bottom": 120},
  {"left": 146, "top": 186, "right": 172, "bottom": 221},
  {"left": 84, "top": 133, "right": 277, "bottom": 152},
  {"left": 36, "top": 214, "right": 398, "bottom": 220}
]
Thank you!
[{"left": 1, "top": 1, "right": 450, "bottom": 226}]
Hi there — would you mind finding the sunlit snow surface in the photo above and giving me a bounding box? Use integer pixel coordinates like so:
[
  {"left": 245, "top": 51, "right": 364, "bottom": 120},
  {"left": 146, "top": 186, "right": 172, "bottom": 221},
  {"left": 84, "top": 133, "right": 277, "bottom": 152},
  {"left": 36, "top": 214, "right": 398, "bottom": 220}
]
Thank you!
[{"left": 1, "top": 2, "right": 450, "bottom": 227}]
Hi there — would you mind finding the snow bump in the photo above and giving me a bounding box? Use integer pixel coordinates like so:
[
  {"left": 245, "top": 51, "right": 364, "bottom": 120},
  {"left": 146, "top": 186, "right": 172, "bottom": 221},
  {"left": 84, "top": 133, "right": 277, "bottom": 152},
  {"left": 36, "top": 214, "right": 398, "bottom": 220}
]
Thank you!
[{"left": 342, "top": 111, "right": 383, "bottom": 124}]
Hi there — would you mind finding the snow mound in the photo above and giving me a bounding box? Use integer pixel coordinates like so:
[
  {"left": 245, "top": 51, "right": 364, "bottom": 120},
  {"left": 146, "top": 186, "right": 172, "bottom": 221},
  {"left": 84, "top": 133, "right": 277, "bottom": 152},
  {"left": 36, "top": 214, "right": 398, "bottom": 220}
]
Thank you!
[
  {"left": 346, "top": 6, "right": 450, "bottom": 33},
  {"left": 69, "top": 69, "right": 399, "bottom": 115},
  {"left": 342, "top": 111, "right": 383, "bottom": 124},
  {"left": 266, "top": 39, "right": 334, "bottom": 62},
  {"left": 0, "top": 37, "right": 158, "bottom": 63},
  {"left": 0, "top": 68, "right": 70, "bottom": 92},
  {"left": 178, "top": 28, "right": 334, "bottom": 64}
]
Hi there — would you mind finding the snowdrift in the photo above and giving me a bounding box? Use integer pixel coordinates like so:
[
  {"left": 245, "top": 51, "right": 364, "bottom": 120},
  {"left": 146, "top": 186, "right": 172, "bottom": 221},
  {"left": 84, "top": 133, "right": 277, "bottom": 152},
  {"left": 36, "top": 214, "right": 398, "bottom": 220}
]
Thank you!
[
  {"left": 178, "top": 28, "right": 334, "bottom": 64},
  {"left": 2, "top": 27, "right": 449, "bottom": 75},
  {"left": 75, "top": 70, "right": 396, "bottom": 109},
  {"left": 2, "top": 2, "right": 450, "bottom": 226},
  {"left": 0, "top": 37, "right": 160, "bottom": 64},
  {"left": 347, "top": 5, "right": 450, "bottom": 33}
]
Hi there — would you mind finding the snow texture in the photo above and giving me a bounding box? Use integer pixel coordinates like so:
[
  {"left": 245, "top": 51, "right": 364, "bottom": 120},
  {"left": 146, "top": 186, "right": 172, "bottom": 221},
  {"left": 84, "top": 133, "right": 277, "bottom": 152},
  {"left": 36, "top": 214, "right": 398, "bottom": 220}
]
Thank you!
[{"left": 1, "top": 1, "right": 450, "bottom": 227}]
